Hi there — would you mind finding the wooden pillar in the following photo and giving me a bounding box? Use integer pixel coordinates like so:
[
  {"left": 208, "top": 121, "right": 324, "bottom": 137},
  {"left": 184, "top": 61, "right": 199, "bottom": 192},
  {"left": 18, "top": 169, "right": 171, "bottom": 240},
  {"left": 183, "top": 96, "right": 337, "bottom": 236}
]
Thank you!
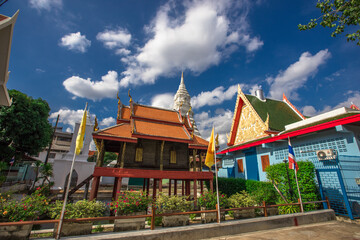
[
  {"left": 160, "top": 141, "right": 165, "bottom": 171},
  {"left": 209, "top": 178, "right": 214, "bottom": 192},
  {"left": 112, "top": 177, "right": 118, "bottom": 200},
  {"left": 96, "top": 140, "right": 105, "bottom": 167},
  {"left": 174, "top": 180, "right": 177, "bottom": 196},
  {"left": 89, "top": 176, "right": 100, "bottom": 200},
  {"left": 146, "top": 178, "right": 150, "bottom": 195},
  {"left": 200, "top": 180, "right": 204, "bottom": 195},
  {"left": 120, "top": 142, "right": 126, "bottom": 168},
  {"left": 114, "top": 177, "right": 122, "bottom": 200},
  {"left": 168, "top": 179, "right": 172, "bottom": 196},
  {"left": 182, "top": 180, "right": 184, "bottom": 196},
  {"left": 193, "top": 149, "right": 197, "bottom": 172},
  {"left": 159, "top": 179, "right": 163, "bottom": 192},
  {"left": 193, "top": 179, "right": 197, "bottom": 207},
  {"left": 143, "top": 178, "right": 146, "bottom": 192},
  {"left": 152, "top": 179, "right": 157, "bottom": 199},
  {"left": 200, "top": 152, "right": 203, "bottom": 172},
  {"left": 185, "top": 180, "right": 190, "bottom": 196}
]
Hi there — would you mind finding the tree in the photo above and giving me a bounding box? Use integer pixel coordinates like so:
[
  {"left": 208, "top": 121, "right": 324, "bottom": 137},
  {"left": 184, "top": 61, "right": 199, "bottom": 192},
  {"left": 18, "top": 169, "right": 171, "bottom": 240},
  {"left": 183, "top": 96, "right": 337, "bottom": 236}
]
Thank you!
[
  {"left": 0, "top": 90, "right": 52, "bottom": 161},
  {"left": 298, "top": 0, "right": 360, "bottom": 45}
]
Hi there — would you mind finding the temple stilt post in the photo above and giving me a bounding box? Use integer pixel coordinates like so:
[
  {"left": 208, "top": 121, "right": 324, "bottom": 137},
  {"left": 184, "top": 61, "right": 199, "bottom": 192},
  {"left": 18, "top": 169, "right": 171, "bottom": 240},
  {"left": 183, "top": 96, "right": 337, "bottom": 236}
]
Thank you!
[
  {"left": 174, "top": 180, "right": 177, "bottom": 196},
  {"left": 194, "top": 179, "right": 197, "bottom": 207},
  {"left": 168, "top": 179, "right": 172, "bottom": 196},
  {"left": 152, "top": 178, "right": 157, "bottom": 199},
  {"left": 114, "top": 177, "right": 122, "bottom": 200},
  {"left": 89, "top": 176, "right": 100, "bottom": 200}
]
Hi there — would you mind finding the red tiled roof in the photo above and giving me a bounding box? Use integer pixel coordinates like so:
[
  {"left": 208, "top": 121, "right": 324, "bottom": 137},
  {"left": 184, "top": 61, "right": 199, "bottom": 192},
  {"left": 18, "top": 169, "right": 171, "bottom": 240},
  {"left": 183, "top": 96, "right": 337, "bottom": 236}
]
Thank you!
[
  {"left": 133, "top": 105, "right": 181, "bottom": 123},
  {"left": 133, "top": 119, "right": 191, "bottom": 142},
  {"left": 97, "top": 103, "right": 208, "bottom": 148},
  {"left": 93, "top": 123, "right": 137, "bottom": 142},
  {"left": 121, "top": 107, "right": 131, "bottom": 120},
  {"left": 189, "top": 135, "right": 209, "bottom": 149}
]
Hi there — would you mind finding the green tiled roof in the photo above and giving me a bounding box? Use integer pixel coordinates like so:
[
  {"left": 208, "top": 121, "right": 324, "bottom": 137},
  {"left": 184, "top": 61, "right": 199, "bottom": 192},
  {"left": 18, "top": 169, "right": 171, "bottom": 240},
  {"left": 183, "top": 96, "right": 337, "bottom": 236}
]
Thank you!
[{"left": 245, "top": 95, "right": 302, "bottom": 131}]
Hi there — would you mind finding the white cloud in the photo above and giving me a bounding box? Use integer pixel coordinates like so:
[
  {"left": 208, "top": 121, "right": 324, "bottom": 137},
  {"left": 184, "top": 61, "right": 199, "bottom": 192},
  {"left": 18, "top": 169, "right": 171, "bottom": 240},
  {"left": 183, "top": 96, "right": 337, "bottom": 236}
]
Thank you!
[
  {"left": 195, "top": 109, "right": 234, "bottom": 149},
  {"left": 49, "top": 108, "right": 95, "bottom": 127},
  {"left": 100, "top": 117, "right": 116, "bottom": 126},
  {"left": 96, "top": 29, "right": 131, "bottom": 49},
  {"left": 119, "top": 0, "right": 263, "bottom": 88},
  {"left": 151, "top": 93, "right": 174, "bottom": 109},
  {"left": 191, "top": 85, "right": 238, "bottom": 109},
  {"left": 302, "top": 91, "right": 360, "bottom": 116},
  {"left": 63, "top": 71, "right": 119, "bottom": 101},
  {"left": 191, "top": 83, "right": 261, "bottom": 109},
  {"left": 29, "top": 0, "right": 62, "bottom": 11},
  {"left": 59, "top": 32, "right": 91, "bottom": 53},
  {"left": 268, "top": 49, "right": 331, "bottom": 100},
  {"left": 115, "top": 48, "right": 131, "bottom": 56}
]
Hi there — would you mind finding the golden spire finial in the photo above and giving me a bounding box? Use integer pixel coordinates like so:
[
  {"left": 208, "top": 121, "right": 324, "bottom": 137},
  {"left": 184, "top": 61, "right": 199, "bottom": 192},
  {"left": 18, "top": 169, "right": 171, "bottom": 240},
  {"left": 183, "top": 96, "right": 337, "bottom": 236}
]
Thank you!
[
  {"left": 128, "top": 89, "right": 132, "bottom": 103},
  {"left": 94, "top": 116, "right": 99, "bottom": 132}
]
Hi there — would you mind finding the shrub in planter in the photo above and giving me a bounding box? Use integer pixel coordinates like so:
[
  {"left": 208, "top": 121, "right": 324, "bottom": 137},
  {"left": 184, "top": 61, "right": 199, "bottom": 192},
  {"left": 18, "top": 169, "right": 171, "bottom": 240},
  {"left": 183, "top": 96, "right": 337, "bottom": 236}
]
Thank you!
[
  {"left": 0, "top": 188, "right": 50, "bottom": 240},
  {"left": 49, "top": 199, "right": 106, "bottom": 237},
  {"left": 198, "top": 191, "right": 227, "bottom": 223},
  {"left": 228, "top": 191, "right": 257, "bottom": 219},
  {"left": 156, "top": 193, "right": 193, "bottom": 227},
  {"left": 277, "top": 200, "right": 300, "bottom": 215},
  {"left": 110, "top": 190, "right": 150, "bottom": 231},
  {"left": 245, "top": 180, "right": 277, "bottom": 204}
]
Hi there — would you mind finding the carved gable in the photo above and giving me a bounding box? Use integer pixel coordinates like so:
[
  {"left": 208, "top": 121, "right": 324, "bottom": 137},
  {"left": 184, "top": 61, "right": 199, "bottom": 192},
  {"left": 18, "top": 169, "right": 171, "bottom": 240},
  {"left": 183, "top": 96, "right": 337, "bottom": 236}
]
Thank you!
[{"left": 234, "top": 102, "right": 268, "bottom": 144}]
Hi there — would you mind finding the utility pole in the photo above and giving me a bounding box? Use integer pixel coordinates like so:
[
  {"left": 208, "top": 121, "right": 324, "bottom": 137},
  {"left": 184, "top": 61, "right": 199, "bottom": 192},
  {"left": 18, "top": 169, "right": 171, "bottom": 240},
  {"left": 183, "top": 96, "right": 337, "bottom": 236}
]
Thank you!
[{"left": 283, "top": 157, "right": 295, "bottom": 201}]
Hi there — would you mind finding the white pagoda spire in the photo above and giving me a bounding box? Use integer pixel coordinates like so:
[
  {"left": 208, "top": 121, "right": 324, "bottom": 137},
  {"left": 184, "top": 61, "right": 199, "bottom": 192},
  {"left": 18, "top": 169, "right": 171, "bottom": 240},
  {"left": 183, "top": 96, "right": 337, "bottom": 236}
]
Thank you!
[{"left": 173, "top": 72, "right": 201, "bottom": 136}]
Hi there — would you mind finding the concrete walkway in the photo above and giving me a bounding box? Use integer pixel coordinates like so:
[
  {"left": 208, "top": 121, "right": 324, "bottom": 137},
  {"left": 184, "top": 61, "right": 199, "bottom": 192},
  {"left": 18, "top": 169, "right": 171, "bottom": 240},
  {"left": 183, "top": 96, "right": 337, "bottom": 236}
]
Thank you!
[
  {"left": 206, "top": 221, "right": 360, "bottom": 240},
  {"left": 40, "top": 210, "right": 335, "bottom": 240}
]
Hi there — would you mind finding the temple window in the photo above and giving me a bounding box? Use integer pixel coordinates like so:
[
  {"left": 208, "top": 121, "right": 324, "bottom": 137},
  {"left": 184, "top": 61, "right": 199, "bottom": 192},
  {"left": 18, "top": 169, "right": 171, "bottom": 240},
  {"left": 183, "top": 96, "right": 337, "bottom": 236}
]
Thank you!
[
  {"left": 170, "top": 147, "right": 176, "bottom": 164},
  {"left": 135, "top": 142, "right": 143, "bottom": 162}
]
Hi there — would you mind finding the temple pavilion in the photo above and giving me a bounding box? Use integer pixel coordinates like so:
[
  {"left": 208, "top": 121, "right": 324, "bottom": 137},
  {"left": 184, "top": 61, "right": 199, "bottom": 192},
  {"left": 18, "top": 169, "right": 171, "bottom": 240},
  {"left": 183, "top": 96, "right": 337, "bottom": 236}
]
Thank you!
[{"left": 90, "top": 74, "right": 213, "bottom": 202}]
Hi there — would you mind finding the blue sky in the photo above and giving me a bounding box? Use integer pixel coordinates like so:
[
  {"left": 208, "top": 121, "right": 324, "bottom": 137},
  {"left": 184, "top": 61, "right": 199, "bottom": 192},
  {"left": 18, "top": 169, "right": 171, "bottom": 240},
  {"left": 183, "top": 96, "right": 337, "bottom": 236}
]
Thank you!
[{"left": 2, "top": 0, "right": 360, "bottom": 149}]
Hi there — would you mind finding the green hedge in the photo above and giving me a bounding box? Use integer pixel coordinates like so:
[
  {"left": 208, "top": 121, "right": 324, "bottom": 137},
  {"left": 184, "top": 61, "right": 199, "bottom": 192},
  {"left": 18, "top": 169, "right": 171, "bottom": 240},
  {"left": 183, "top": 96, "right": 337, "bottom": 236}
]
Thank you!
[{"left": 205, "top": 177, "right": 246, "bottom": 196}]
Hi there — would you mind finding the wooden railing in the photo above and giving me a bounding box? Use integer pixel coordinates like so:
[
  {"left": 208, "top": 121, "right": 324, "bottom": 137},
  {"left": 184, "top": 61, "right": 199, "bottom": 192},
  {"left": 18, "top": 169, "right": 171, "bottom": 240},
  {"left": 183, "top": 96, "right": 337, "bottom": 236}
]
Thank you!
[{"left": 0, "top": 198, "right": 331, "bottom": 232}]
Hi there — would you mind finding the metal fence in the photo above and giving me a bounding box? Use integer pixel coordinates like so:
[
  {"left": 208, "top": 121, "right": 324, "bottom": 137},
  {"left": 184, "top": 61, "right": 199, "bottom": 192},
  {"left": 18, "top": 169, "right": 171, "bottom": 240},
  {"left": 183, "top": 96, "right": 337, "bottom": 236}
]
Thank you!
[{"left": 310, "top": 155, "right": 360, "bottom": 219}]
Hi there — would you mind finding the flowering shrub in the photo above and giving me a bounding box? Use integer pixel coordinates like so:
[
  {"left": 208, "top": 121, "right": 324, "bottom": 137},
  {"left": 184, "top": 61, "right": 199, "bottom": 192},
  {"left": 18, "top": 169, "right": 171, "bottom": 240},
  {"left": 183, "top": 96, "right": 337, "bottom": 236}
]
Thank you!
[
  {"left": 49, "top": 199, "right": 106, "bottom": 219},
  {"left": 1, "top": 187, "right": 50, "bottom": 222},
  {"left": 155, "top": 193, "right": 193, "bottom": 213},
  {"left": 228, "top": 191, "right": 257, "bottom": 208},
  {"left": 110, "top": 190, "right": 150, "bottom": 215},
  {"left": 198, "top": 191, "right": 228, "bottom": 209}
]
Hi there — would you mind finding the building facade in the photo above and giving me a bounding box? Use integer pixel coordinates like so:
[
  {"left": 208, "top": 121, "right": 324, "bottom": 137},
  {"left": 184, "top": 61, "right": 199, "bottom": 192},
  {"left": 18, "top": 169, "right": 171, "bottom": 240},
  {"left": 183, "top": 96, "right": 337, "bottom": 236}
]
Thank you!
[{"left": 217, "top": 85, "right": 360, "bottom": 219}]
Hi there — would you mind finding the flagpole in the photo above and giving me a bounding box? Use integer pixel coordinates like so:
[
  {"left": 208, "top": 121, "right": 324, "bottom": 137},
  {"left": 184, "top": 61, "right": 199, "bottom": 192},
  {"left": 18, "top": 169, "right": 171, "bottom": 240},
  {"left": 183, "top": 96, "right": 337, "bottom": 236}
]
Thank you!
[
  {"left": 294, "top": 169, "right": 304, "bottom": 212},
  {"left": 56, "top": 103, "right": 87, "bottom": 239},
  {"left": 213, "top": 126, "right": 221, "bottom": 223}
]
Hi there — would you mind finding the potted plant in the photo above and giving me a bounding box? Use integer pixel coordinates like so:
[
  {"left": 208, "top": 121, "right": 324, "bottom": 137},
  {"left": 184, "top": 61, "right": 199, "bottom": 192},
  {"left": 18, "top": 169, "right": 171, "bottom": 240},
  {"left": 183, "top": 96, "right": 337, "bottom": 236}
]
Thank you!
[
  {"left": 0, "top": 188, "right": 50, "bottom": 240},
  {"left": 110, "top": 190, "right": 150, "bottom": 231},
  {"left": 155, "top": 193, "right": 193, "bottom": 227},
  {"left": 198, "top": 191, "right": 227, "bottom": 223},
  {"left": 228, "top": 191, "right": 257, "bottom": 219},
  {"left": 49, "top": 199, "right": 106, "bottom": 237}
]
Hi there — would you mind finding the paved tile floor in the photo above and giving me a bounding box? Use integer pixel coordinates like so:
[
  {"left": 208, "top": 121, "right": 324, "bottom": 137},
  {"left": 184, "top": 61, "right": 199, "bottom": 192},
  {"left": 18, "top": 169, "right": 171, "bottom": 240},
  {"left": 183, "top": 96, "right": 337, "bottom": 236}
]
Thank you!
[{"left": 205, "top": 221, "right": 360, "bottom": 240}]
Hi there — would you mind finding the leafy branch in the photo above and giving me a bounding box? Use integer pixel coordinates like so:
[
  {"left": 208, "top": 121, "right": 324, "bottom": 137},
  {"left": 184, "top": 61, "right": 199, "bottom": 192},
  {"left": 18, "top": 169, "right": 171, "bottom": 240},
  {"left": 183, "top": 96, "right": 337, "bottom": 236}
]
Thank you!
[{"left": 298, "top": 0, "right": 360, "bottom": 45}]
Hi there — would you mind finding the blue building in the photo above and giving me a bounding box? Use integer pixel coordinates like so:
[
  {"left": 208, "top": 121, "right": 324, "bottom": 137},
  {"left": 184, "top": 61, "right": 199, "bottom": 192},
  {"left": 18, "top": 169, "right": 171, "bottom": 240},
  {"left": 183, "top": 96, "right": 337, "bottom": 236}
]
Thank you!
[{"left": 218, "top": 86, "right": 360, "bottom": 219}]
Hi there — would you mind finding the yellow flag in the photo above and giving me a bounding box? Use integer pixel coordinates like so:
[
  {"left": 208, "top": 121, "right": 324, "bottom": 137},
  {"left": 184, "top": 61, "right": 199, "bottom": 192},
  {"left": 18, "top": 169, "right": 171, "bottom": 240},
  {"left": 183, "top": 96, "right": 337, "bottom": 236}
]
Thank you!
[
  {"left": 205, "top": 127, "right": 215, "bottom": 168},
  {"left": 75, "top": 104, "right": 87, "bottom": 155}
]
